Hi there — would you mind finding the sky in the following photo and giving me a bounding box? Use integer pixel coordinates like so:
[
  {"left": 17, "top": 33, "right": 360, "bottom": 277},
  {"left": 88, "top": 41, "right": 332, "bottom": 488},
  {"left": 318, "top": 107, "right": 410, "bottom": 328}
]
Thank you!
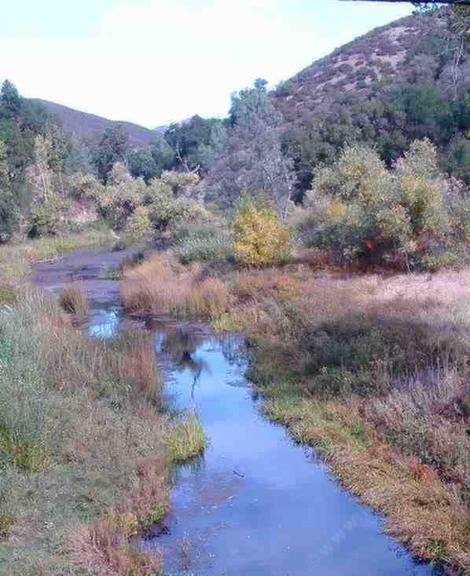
[{"left": 0, "top": 0, "right": 413, "bottom": 128}]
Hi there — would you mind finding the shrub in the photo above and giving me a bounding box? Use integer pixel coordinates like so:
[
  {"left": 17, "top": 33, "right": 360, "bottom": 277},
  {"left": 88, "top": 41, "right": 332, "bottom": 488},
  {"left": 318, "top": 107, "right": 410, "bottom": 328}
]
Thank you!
[
  {"left": 232, "top": 199, "right": 292, "bottom": 266},
  {"left": 28, "top": 205, "right": 60, "bottom": 238},
  {"left": 98, "top": 163, "right": 145, "bottom": 230},
  {"left": 146, "top": 181, "right": 191, "bottom": 233},
  {"left": 174, "top": 224, "right": 233, "bottom": 264},
  {"left": 160, "top": 170, "right": 200, "bottom": 196},
  {"left": 67, "top": 173, "right": 104, "bottom": 202},
  {"left": 125, "top": 206, "right": 152, "bottom": 242},
  {"left": 303, "top": 140, "right": 468, "bottom": 270},
  {"left": 0, "top": 190, "right": 17, "bottom": 244}
]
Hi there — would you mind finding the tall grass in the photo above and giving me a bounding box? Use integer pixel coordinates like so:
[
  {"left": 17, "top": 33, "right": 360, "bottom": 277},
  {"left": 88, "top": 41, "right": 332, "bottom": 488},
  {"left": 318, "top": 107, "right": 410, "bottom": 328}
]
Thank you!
[
  {"left": 0, "top": 289, "right": 169, "bottom": 575},
  {"left": 121, "top": 253, "right": 229, "bottom": 319},
  {"left": 59, "top": 283, "right": 88, "bottom": 315}
]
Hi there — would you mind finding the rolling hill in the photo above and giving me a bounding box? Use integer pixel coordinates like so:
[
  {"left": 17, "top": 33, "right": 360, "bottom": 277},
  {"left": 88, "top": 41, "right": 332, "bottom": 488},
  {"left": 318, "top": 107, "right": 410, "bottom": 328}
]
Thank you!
[
  {"left": 272, "top": 9, "right": 464, "bottom": 123},
  {"left": 30, "top": 98, "right": 162, "bottom": 147}
]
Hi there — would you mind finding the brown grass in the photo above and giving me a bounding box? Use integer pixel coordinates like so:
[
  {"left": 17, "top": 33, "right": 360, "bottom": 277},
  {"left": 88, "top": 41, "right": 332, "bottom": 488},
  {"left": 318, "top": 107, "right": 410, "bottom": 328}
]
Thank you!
[
  {"left": 59, "top": 283, "right": 88, "bottom": 315},
  {"left": 71, "top": 455, "right": 167, "bottom": 576},
  {"left": 73, "top": 520, "right": 161, "bottom": 576},
  {"left": 265, "top": 397, "right": 470, "bottom": 572},
  {"left": 121, "top": 253, "right": 229, "bottom": 319},
  {"left": 228, "top": 265, "right": 470, "bottom": 573}
]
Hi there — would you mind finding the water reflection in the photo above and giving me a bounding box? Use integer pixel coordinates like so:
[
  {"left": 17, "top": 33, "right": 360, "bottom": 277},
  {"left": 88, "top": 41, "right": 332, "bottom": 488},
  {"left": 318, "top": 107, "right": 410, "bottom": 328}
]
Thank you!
[
  {"left": 138, "top": 324, "right": 441, "bottom": 576},
  {"left": 88, "top": 307, "right": 121, "bottom": 338},
  {"left": 160, "top": 329, "right": 208, "bottom": 375}
]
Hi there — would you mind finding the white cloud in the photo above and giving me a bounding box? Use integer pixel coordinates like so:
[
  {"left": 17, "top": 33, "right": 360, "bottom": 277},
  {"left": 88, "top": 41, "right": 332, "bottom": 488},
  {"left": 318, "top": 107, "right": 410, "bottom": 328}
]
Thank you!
[{"left": 0, "top": 0, "right": 412, "bottom": 127}]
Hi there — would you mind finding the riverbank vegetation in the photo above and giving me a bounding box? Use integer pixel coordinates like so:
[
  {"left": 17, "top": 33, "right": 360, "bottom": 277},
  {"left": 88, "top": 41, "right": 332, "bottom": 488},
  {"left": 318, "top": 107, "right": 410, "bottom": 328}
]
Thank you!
[
  {"left": 238, "top": 268, "right": 470, "bottom": 571},
  {"left": 118, "top": 137, "right": 470, "bottom": 571},
  {"left": 121, "top": 251, "right": 470, "bottom": 573},
  {"left": 0, "top": 286, "right": 205, "bottom": 575}
]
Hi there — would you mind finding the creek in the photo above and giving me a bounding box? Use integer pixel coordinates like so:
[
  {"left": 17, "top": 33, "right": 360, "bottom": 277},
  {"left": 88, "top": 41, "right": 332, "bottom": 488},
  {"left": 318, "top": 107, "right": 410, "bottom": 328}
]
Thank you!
[{"left": 33, "top": 248, "right": 441, "bottom": 576}]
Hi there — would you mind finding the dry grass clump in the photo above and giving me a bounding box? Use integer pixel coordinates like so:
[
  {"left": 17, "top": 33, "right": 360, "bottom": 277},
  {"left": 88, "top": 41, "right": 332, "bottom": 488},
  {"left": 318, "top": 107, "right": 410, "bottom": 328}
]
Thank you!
[
  {"left": 59, "top": 283, "right": 88, "bottom": 315},
  {"left": 121, "top": 253, "right": 229, "bottom": 319},
  {"left": 73, "top": 520, "right": 162, "bottom": 576}
]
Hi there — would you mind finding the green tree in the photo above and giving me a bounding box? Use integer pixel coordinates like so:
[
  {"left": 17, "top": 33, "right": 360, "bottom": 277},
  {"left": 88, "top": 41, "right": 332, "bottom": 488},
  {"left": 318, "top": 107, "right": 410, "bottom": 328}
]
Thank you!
[
  {"left": 91, "top": 125, "right": 129, "bottom": 183},
  {"left": 150, "top": 135, "right": 176, "bottom": 174},
  {"left": 127, "top": 148, "right": 159, "bottom": 183},
  {"left": 164, "top": 116, "right": 224, "bottom": 172},
  {"left": 0, "top": 140, "right": 17, "bottom": 243},
  {"left": 206, "top": 79, "right": 295, "bottom": 217},
  {"left": 0, "top": 81, "right": 21, "bottom": 120}
]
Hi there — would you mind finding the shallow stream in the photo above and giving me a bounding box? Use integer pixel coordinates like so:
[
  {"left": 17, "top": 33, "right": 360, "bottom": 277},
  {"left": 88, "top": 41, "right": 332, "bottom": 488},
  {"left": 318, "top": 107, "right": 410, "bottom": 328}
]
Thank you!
[{"left": 33, "top": 248, "right": 441, "bottom": 576}]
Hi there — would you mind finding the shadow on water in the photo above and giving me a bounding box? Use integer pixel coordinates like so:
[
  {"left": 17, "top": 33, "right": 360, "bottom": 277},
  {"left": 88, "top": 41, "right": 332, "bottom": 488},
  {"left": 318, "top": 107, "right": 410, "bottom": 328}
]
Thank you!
[{"left": 34, "top": 249, "right": 443, "bottom": 576}]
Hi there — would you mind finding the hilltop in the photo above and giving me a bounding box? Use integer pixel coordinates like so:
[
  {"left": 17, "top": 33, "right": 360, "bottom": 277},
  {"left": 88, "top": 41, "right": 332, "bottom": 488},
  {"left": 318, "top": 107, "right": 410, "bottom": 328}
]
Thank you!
[{"left": 271, "top": 8, "right": 469, "bottom": 193}]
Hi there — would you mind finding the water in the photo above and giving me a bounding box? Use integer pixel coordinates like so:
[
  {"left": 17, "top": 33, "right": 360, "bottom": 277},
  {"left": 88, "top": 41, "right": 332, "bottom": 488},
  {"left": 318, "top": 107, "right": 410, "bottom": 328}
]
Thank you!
[{"left": 34, "top": 249, "right": 441, "bottom": 576}]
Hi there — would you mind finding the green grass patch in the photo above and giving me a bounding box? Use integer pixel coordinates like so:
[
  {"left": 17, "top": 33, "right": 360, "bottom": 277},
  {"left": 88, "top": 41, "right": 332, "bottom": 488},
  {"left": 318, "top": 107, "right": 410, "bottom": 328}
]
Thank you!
[
  {"left": 165, "top": 413, "right": 207, "bottom": 462},
  {"left": 0, "top": 290, "right": 170, "bottom": 574}
]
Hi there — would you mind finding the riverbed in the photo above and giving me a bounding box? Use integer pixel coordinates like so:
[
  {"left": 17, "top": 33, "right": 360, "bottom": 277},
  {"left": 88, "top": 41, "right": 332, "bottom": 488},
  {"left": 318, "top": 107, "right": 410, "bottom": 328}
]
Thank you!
[{"left": 33, "top": 248, "right": 441, "bottom": 576}]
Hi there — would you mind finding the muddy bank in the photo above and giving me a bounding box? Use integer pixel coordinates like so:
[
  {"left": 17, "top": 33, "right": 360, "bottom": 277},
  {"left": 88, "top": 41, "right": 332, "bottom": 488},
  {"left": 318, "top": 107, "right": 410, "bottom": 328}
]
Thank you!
[{"left": 32, "top": 246, "right": 137, "bottom": 305}]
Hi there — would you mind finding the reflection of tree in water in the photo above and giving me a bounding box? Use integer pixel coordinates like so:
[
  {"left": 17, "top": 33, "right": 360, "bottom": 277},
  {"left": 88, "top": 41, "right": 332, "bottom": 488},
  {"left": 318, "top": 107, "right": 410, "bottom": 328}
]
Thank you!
[
  {"left": 161, "top": 329, "right": 207, "bottom": 373},
  {"left": 219, "top": 333, "right": 246, "bottom": 369},
  {"left": 145, "top": 316, "right": 248, "bottom": 394},
  {"left": 159, "top": 328, "right": 208, "bottom": 401}
]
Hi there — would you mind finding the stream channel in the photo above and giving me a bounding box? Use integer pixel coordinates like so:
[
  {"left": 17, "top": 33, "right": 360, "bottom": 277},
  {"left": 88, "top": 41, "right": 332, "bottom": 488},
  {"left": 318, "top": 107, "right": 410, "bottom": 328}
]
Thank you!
[{"left": 33, "top": 247, "right": 442, "bottom": 576}]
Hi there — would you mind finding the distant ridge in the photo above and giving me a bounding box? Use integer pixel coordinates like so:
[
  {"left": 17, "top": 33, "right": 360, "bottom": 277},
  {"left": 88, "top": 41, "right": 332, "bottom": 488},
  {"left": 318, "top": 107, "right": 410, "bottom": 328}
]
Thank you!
[{"left": 31, "top": 98, "right": 160, "bottom": 147}]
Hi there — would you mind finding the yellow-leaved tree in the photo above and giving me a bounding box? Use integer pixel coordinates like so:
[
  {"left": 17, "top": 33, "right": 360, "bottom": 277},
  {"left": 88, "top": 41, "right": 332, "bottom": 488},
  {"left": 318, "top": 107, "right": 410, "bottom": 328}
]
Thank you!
[{"left": 232, "top": 198, "right": 291, "bottom": 266}]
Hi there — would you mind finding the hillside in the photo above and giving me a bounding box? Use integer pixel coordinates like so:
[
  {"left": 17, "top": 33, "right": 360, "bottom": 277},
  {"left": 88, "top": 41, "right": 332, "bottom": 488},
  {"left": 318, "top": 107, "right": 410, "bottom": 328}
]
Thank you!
[
  {"left": 271, "top": 8, "right": 470, "bottom": 193},
  {"left": 273, "top": 10, "right": 460, "bottom": 123},
  {"left": 30, "top": 98, "right": 160, "bottom": 147}
]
